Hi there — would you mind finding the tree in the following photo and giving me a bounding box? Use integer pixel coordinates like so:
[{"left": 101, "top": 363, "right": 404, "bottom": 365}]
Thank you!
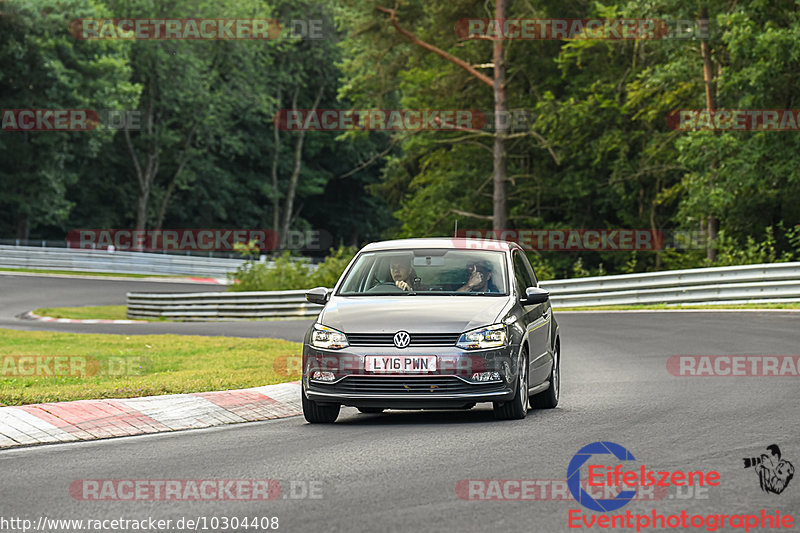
[
  {"left": 373, "top": 1, "right": 511, "bottom": 230},
  {"left": 102, "top": 0, "right": 275, "bottom": 233},
  {"left": 0, "top": 0, "right": 138, "bottom": 239}
]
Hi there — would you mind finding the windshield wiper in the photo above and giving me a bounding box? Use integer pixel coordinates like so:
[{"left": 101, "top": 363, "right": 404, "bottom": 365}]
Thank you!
[
  {"left": 449, "top": 291, "right": 501, "bottom": 295},
  {"left": 348, "top": 292, "right": 418, "bottom": 296}
]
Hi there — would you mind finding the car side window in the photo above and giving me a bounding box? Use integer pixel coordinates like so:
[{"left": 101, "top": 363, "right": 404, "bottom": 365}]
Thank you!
[
  {"left": 512, "top": 251, "right": 534, "bottom": 296},
  {"left": 518, "top": 250, "right": 538, "bottom": 286}
]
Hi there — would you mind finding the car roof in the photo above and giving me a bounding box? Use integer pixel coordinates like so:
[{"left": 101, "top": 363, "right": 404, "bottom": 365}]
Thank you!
[{"left": 360, "top": 237, "right": 519, "bottom": 252}]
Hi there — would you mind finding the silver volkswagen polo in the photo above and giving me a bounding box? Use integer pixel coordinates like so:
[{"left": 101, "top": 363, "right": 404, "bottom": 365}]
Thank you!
[{"left": 301, "top": 238, "right": 560, "bottom": 423}]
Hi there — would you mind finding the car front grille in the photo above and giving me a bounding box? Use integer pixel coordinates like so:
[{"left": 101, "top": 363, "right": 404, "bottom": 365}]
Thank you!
[
  {"left": 314, "top": 376, "right": 505, "bottom": 395},
  {"left": 347, "top": 333, "right": 461, "bottom": 347}
]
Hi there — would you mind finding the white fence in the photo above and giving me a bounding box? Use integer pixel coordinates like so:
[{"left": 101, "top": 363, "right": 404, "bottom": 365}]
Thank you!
[{"left": 126, "top": 262, "right": 800, "bottom": 319}]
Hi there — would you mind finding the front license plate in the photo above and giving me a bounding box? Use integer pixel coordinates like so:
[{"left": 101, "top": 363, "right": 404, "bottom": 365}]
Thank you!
[{"left": 365, "top": 355, "right": 437, "bottom": 373}]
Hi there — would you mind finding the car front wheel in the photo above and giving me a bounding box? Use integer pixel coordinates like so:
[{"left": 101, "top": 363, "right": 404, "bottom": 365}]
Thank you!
[
  {"left": 530, "top": 340, "right": 559, "bottom": 409},
  {"left": 302, "top": 384, "right": 340, "bottom": 423},
  {"left": 493, "top": 348, "right": 528, "bottom": 420}
]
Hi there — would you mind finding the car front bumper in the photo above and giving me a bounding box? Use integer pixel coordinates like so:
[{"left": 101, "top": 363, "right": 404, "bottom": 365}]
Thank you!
[{"left": 302, "top": 344, "right": 519, "bottom": 408}]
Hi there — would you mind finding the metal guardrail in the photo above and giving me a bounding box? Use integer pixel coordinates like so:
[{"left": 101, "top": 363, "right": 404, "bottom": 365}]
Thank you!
[
  {"left": 126, "top": 262, "right": 800, "bottom": 320},
  {"left": 539, "top": 262, "right": 800, "bottom": 307},
  {"left": 127, "top": 290, "right": 321, "bottom": 320},
  {"left": 0, "top": 239, "right": 243, "bottom": 259},
  {"left": 539, "top": 262, "right": 800, "bottom": 293},
  {"left": 0, "top": 245, "right": 246, "bottom": 277}
]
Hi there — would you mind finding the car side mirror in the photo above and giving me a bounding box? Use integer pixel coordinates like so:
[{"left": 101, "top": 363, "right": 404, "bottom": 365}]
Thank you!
[
  {"left": 521, "top": 286, "right": 549, "bottom": 305},
  {"left": 306, "top": 287, "right": 331, "bottom": 305}
]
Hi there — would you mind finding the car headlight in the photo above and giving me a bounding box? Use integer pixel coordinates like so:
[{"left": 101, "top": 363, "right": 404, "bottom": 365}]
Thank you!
[
  {"left": 311, "top": 324, "right": 349, "bottom": 350},
  {"left": 456, "top": 324, "right": 507, "bottom": 350}
]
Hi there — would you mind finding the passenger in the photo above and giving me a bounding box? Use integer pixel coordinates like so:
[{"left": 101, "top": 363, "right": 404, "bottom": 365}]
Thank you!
[{"left": 457, "top": 260, "right": 497, "bottom": 292}]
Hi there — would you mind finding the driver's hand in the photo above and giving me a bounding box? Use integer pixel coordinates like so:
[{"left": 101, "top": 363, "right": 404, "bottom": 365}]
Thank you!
[
  {"left": 465, "top": 270, "right": 483, "bottom": 289},
  {"left": 395, "top": 280, "right": 411, "bottom": 291}
]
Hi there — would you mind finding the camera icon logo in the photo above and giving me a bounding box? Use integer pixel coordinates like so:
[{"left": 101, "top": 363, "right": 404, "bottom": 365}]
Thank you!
[{"left": 743, "top": 444, "right": 794, "bottom": 495}]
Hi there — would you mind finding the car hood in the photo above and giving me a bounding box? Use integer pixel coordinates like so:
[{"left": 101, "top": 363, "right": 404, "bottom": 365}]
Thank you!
[{"left": 318, "top": 296, "right": 512, "bottom": 334}]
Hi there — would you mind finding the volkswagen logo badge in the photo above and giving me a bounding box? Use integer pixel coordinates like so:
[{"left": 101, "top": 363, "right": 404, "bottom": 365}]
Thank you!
[{"left": 393, "top": 331, "right": 411, "bottom": 349}]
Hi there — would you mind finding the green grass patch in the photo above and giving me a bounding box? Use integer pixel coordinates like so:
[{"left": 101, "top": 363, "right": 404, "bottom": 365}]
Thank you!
[
  {"left": 0, "top": 267, "right": 185, "bottom": 279},
  {"left": 553, "top": 302, "right": 800, "bottom": 311},
  {"left": 0, "top": 329, "right": 302, "bottom": 406},
  {"left": 34, "top": 305, "right": 133, "bottom": 321}
]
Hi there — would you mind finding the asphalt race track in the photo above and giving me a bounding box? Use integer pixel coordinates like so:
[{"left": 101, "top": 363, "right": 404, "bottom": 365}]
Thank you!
[
  {"left": 0, "top": 274, "right": 314, "bottom": 341},
  {"left": 0, "top": 274, "right": 799, "bottom": 532}
]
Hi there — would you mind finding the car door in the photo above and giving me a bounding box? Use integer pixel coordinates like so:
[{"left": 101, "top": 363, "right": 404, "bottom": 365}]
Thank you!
[{"left": 512, "top": 250, "right": 551, "bottom": 387}]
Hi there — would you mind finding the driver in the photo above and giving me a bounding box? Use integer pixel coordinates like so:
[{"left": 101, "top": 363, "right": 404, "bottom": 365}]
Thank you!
[{"left": 389, "top": 255, "right": 420, "bottom": 291}]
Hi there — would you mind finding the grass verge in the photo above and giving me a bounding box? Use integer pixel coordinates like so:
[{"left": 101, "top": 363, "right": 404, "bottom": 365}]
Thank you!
[
  {"left": 29, "top": 305, "right": 162, "bottom": 322},
  {"left": 0, "top": 329, "right": 301, "bottom": 406},
  {"left": 34, "top": 305, "right": 134, "bottom": 321},
  {"left": 0, "top": 267, "right": 188, "bottom": 279}
]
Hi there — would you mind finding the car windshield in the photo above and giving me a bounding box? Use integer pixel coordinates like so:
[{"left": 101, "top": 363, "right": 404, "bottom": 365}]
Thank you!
[{"left": 337, "top": 249, "right": 508, "bottom": 295}]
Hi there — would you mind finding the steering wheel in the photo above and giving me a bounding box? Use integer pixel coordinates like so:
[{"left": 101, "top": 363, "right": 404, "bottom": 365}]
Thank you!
[{"left": 367, "top": 281, "right": 405, "bottom": 293}]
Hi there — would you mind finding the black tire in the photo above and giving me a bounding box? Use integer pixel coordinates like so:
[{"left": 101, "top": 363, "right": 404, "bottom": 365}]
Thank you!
[
  {"left": 493, "top": 348, "right": 528, "bottom": 420},
  {"left": 302, "top": 384, "right": 340, "bottom": 423},
  {"left": 530, "top": 340, "right": 559, "bottom": 409},
  {"left": 357, "top": 407, "right": 384, "bottom": 414}
]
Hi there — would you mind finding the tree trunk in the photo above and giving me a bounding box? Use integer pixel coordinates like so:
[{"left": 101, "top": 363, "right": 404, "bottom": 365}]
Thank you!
[
  {"left": 492, "top": 0, "right": 508, "bottom": 231},
  {"left": 271, "top": 87, "right": 282, "bottom": 238},
  {"left": 706, "top": 216, "right": 718, "bottom": 260},
  {"left": 154, "top": 181, "right": 172, "bottom": 231},
  {"left": 126, "top": 86, "right": 159, "bottom": 235},
  {"left": 17, "top": 131, "right": 32, "bottom": 242},
  {"left": 136, "top": 187, "right": 149, "bottom": 233},
  {"left": 155, "top": 122, "right": 198, "bottom": 229},
  {"left": 279, "top": 84, "right": 324, "bottom": 249},
  {"left": 15, "top": 214, "right": 30, "bottom": 241},
  {"left": 651, "top": 179, "right": 661, "bottom": 270},
  {"left": 699, "top": 2, "right": 718, "bottom": 262}
]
